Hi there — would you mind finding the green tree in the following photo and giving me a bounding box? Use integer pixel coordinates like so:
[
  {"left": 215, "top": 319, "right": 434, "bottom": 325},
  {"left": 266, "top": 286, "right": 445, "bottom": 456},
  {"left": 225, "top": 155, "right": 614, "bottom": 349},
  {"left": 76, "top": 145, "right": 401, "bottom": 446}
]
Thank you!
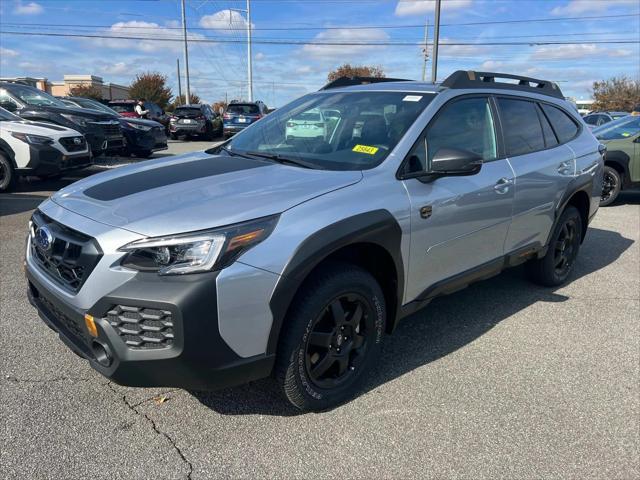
[
  {"left": 327, "top": 64, "right": 385, "bottom": 82},
  {"left": 68, "top": 84, "right": 103, "bottom": 101},
  {"left": 129, "top": 72, "right": 173, "bottom": 109},
  {"left": 592, "top": 77, "right": 640, "bottom": 112},
  {"left": 167, "top": 93, "right": 202, "bottom": 111}
]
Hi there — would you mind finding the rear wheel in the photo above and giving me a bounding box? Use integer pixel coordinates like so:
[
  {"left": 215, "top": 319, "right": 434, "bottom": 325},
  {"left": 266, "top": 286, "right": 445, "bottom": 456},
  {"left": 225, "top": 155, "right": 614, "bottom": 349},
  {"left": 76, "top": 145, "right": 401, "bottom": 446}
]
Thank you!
[
  {"left": 0, "top": 153, "right": 16, "bottom": 192},
  {"left": 275, "top": 263, "right": 386, "bottom": 411},
  {"left": 600, "top": 165, "right": 622, "bottom": 206},
  {"left": 170, "top": 133, "right": 179, "bottom": 140},
  {"left": 527, "top": 205, "right": 582, "bottom": 287}
]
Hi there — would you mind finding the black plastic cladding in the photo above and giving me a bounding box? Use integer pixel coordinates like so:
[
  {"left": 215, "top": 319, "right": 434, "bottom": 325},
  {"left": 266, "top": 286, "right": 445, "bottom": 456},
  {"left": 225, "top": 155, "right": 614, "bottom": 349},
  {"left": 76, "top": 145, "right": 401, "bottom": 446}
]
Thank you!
[{"left": 267, "top": 209, "right": 404, "bottom": 355}]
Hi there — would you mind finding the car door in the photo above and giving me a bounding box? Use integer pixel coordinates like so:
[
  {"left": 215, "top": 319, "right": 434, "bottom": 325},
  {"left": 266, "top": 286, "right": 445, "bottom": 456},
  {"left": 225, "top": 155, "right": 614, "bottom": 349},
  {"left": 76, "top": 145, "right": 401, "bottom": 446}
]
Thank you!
[
  {"left": 498, "top": 98, "right": 577, "bottom": 252},
  {"left": 401, "top": 95, "right": 515, "bottom": 302}
]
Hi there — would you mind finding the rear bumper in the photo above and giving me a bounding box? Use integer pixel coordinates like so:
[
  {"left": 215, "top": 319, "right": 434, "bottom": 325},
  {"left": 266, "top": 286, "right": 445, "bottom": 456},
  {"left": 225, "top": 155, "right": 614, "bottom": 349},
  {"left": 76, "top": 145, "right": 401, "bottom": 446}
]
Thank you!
[
  {"left": 123, "top": 129, "right": 168, "bottom": 153},
  {"left": 223, "top": 124, "right": 249, "bottom": 135},
  {"left": 26, "top": 269, "right": 274, "bottom": 390},
  {"left": 170, "top": 122, "right": 206, "bottom": 134}
]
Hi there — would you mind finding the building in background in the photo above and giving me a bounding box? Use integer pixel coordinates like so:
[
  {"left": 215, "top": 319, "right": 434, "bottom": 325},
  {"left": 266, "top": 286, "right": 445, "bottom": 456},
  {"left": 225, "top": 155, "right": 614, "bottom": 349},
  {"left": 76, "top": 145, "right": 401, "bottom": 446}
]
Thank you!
[{"left": 0, "top": 74, "right": 129, "bottom": 100}]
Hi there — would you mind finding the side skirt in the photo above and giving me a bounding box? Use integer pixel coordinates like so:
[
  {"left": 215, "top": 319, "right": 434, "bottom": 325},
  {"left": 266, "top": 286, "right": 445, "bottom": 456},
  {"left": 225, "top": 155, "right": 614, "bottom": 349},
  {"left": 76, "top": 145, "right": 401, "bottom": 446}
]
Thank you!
[{"left": 398, "top": 243, "right": 543, "bottom": 320}]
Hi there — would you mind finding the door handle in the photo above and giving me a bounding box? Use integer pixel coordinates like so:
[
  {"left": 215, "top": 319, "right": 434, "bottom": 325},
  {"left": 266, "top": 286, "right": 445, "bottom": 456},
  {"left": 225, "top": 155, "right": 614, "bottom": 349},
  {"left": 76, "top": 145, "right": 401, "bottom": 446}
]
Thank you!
[
  {"left": 494, "top": 177, "right": 513, "bottom": 194},
  {"left": 557, "top": 160, "right": 573, "bottom": 175}
]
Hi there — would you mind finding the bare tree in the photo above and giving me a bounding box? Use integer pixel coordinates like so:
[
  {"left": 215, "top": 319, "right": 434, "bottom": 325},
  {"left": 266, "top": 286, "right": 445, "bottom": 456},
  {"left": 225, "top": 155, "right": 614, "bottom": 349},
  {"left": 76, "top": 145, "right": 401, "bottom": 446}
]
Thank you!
[
  {"left": 592, "top": 77, "right": 640, "bottom": 112},
  {"left": 327, "top": 64, "right": 385, "bottom": 82}
]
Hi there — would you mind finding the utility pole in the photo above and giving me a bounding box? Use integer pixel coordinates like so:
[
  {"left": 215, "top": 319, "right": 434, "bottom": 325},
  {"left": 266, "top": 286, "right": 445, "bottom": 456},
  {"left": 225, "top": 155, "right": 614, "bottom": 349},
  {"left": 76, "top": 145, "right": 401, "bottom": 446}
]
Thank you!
[
  {"left": 231, "top": 1, "right": 253, "bottom": 101},
  {"left": 247, "top": 0, "right": 253, "bottom": 102},
  {"left": 181, "top": 0, "right": 191, "bottom": 105},
  {"left": 176, "top": 58, "right": 182, "bottom": 105},
  {"left": 421, "top": 17, "right": 429, "bottom": 82},
  {"left": 431, "top": 0, "right": 441, "bottom": 83}
]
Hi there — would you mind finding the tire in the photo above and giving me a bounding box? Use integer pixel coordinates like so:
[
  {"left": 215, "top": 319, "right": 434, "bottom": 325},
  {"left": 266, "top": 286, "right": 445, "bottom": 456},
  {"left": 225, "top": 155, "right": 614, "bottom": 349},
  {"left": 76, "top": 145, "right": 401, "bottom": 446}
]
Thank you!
[
  {"left": 170, "top": 133, "right": 179, "bottom": 140},
  {"left": 274, "top": 263, "right": 386, "bottom": 411},
  {"left": 600, "top": 165, "right": 622, "bottom": 207},
  {"left": 134, "top": 150, "right": 153, "bottom": 159},
  {"left": 0, "top": 152, "right": 16, "bottom": 192},
  {"left": 527, "top": 205, "right": 583, "bottom": 287}
]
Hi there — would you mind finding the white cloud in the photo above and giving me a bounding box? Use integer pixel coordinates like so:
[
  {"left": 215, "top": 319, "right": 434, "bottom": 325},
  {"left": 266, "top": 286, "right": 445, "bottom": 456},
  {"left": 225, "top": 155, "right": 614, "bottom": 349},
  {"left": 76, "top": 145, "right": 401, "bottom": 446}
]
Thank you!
[
  {"left": 99, "top": 62, "right": 131, "bottom": 75},
  {"left": 551, "top": 0, "right": 637, "bottom": 15},
  {"left": 255, "top": 52, "right": 265, "bottom": 60},
  {"left": 296, "top": 65, "right": 313, "bottom": 74},
  {"left": 91, "top": 21, "right": 206, "bottom": 53},
  {"left": 531, "top": 44, "right": 632, "bottom": 60},
  {"left": 0, "top": 47, "right": 19, "bottom": 58},
  {"left": 14, "top": 1, "right": 43, "bottom": 15},
  {"left": 395, "top": 0, "right": 473, "bottom": 17},
  {"left": 302, "top": 28, "right": 389, "bottom": 59},
  {"left": 479, "top": 60, "right": 503, "bottom": 70},
  {"left": 199, "top": 9, "right": 252, "bottom": 33},
  {"left": 437, "top": 38, "right": 488, "bottom": 57}
]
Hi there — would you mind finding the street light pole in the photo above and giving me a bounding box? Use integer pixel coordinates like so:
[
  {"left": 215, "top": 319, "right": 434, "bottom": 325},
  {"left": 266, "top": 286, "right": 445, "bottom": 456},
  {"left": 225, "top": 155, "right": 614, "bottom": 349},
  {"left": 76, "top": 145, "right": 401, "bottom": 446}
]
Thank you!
[
  {"left": 421, "top": 17, "right": 429, "bottom": 82},
  {"left": 431, "top": 0, "right": 441, "bottom": 83},
  {"left": 247, "top": 0, "right": 253, "bottom": 102},
  {"left": 176, "top": 58, "right": 182, "bottom": 105},
  {"left": 181, "top": 0, "right": 191, "bottom": 105}
]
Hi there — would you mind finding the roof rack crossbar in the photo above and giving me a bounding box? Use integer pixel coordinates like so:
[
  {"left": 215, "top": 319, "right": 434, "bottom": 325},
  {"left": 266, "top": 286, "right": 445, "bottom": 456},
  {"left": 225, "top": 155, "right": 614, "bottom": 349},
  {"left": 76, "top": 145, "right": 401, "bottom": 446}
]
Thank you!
[
  {"left": 441, "top": 70, "right": 564, "bottom": 99},
  {"left": 319, "top": 76, "right": 411, "bottom": 91}
]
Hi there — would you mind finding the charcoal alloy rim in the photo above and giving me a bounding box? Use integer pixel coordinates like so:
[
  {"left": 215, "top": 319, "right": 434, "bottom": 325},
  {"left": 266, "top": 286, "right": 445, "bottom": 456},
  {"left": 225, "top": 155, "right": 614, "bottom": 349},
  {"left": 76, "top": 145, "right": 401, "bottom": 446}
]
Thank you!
[
  {"left": 0, "top": 162, "right": 6, "bottom": 186},
  {"left": 601, "top": 170, "right": 618, "bottom": 203},
  {"left": 554, "top": 217, "right": 579, "bottom": 277},
  {"left": 304, "top": 293, "right": 373, "bottom": 389}
]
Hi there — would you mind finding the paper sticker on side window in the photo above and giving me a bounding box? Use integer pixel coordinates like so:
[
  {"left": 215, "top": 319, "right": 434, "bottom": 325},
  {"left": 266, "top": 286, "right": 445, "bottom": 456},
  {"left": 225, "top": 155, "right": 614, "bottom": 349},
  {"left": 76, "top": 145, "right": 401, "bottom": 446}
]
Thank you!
[
  {"left": 402, "top": 95, "right": 423, "bottom": 102},
  {"left": 352, "top": 144, "right": 379, "bottom": 155}
]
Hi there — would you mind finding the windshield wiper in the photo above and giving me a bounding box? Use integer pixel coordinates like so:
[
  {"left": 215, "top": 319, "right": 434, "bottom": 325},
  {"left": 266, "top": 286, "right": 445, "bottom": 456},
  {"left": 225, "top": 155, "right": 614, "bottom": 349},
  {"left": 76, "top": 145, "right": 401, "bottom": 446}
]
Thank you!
[
  {"left": 244, "top": 151, "right": 317, "bottom": 169},
  {"left": 214, "top": 145, "right": 254, "bottom": 160}
]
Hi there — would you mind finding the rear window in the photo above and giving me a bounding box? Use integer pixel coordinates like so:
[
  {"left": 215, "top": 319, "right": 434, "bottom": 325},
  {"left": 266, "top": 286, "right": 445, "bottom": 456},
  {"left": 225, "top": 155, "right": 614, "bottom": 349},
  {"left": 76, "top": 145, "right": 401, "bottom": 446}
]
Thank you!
[
  {"left": 110, "top": 103, "right": 135, "bottom": 113},
  {"left": 226, "top": 104, "right": 260, "bottom": 115},
  {"left": 174, "top": 107, "right": 200, "bottom": 116},
  {"left": 293, "top": 112, "right": 321, "bottom": 122},
  {"left": 541, "top": 104, "right": 579, "bottom": 143},
  {"left": 497, "top": 98, "right": 545, "bottom": 156}
]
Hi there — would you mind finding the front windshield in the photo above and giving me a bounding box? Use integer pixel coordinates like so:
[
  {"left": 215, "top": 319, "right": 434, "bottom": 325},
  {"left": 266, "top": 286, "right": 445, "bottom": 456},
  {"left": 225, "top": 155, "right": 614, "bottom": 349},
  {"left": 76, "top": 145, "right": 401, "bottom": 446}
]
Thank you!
[
  {"left": 593, "top": 115, "right": 640, "bottom": 140},
  {"left": 225, "top": 91, "right": 435, "bottom": 170},
  {"left": 7, "top": 84, "right": 68, "bottom": 107},
  {"left": 0, "top": 106, "right": 21, "bottom": 121}
]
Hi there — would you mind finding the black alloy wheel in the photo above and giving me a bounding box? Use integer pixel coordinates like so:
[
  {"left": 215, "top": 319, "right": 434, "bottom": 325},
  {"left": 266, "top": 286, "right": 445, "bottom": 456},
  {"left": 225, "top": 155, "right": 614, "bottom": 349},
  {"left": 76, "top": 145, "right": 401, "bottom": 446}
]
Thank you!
[
  {"left": 553, "top": 216, "right": 580, "bottom": 278},
  {"left": 600, "top": 166, "right": 621, "bottom": 206},
  {"left": 305, "top": 293, "right": 372, "bottom": 389}
]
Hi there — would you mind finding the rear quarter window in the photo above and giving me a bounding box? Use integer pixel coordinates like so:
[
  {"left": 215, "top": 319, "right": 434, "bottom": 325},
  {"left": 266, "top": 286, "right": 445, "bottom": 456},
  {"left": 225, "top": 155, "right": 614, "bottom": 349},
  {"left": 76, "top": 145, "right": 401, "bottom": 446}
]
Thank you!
[{"left": 541, "top": 103, "right": 579, "bottom": 144}]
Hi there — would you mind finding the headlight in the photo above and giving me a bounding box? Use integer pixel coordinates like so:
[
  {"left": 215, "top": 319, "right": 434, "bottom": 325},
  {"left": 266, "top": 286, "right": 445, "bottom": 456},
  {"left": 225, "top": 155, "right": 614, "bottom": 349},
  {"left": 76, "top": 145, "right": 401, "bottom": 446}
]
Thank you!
[
  {"left": 10, "top": 132, "right": 54, "bottom": 145},
  {"left": 61, "top": 113, "right": 88, "bottom": 127},
  {"left": 126, "top": 122, "right": 152, "bottom": 132},
  {"left": 118, "top": 215, "right": 278, "bottom": 275}
]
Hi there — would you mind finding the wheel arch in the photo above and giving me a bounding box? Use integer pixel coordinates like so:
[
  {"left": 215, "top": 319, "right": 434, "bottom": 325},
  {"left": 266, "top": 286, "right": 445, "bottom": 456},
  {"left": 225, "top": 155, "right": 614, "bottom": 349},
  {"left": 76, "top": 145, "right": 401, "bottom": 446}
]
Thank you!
[
  {"left": 604, "top": 151, "right": 631, "bottom": 188},
  {"left": 0, "top": 138, "right": 17, "bottom": 168},
  {"left": 267, "top": 210, "right": 404, "bottom": 356}
]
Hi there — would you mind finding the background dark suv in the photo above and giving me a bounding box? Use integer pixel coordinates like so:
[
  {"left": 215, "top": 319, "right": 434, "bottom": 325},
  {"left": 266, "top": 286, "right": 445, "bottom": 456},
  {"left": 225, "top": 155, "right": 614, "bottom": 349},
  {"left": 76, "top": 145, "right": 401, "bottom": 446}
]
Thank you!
[
  {"left": 0, "top": 82, "right": 124, "bottom": 156},
  {"left": 169, "top": 104, "right": 222, "bottom": 140},
  {"left": 223, "top": 100, "right": 268, "bottom": 138}
]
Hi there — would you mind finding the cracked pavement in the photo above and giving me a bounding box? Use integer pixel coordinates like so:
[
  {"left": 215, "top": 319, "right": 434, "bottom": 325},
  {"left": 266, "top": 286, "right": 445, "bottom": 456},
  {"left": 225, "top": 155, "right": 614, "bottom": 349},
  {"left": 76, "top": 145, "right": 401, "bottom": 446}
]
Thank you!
[{"left": 1, "top": 156, "right": 638, "bottom": 479}]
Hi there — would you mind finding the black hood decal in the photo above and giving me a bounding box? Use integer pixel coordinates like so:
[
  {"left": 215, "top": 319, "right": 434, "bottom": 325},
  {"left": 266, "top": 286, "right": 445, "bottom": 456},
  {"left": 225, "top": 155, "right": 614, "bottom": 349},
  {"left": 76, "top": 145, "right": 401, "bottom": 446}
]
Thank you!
[
  {"left": 84, "top": 156, "right": 268, "bottom": 201},
  {"left": 23, "top": 121, "right": 67, "bottom": 131}
]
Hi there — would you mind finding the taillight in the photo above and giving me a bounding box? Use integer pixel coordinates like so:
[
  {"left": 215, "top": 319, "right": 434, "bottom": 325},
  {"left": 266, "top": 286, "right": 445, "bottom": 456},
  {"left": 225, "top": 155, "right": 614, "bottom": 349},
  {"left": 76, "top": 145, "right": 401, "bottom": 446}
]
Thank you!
[
  {"left": 223, "top": 113, "right": 231, "bottom": 120},
  {"left": 286, "top": 122, "right": 294, "bottom": 127},
  {"left": 255, "top": 114, "right": 263, "bottom": 119},
  {"left": 196, "top": 115, "right": 205, "bottom": 120}
]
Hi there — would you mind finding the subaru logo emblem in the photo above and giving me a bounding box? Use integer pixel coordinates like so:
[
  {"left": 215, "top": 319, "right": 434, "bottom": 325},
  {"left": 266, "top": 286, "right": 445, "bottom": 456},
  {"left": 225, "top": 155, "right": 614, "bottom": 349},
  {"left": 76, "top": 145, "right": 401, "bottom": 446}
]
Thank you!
[
  {"left": 35, "top": 226, "right": 54, "bottom": 251},
  {"left": 73, "top": 137, "right": 82, "bottom": 145}
]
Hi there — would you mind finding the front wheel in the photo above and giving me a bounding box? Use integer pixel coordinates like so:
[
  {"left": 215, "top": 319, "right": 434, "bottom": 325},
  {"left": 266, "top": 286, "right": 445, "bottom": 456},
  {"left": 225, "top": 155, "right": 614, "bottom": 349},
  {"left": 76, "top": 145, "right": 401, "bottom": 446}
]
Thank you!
[
  {"left": 527, "top": 205, "right": 582, "bottom": 287},
  {"left": 600, "top": 165, "right": 622, "bottom": 206},
  {"left": 275, "top": 263, "right": 386, "bottom": 411},
  {"left": 0, "top": 153, "right": 16, "bottom": 192}
]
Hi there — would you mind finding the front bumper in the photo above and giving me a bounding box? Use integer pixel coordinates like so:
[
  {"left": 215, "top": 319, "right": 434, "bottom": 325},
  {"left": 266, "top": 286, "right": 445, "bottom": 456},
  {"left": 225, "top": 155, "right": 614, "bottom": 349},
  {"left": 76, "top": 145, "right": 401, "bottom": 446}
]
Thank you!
[
  {"left": 26, "top": 268, "right": 274, "bottom": 390},
  {"left": 15, "top": 143, "right": 92, "bottom": 176}
]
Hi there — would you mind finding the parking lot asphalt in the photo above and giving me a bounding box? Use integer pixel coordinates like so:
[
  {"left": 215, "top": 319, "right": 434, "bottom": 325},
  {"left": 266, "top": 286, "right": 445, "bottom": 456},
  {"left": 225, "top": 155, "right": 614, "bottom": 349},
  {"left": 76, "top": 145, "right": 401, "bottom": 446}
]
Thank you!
[{"left": 1, "top": 144, "right": 638, "bottom": 479}]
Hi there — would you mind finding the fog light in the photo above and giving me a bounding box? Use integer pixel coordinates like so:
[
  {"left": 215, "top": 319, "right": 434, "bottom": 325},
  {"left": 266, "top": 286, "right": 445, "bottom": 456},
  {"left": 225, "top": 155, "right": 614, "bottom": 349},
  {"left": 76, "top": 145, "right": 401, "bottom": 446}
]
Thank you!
[{"left": 84, "top": 314, "right": 98, "bottom": 338}]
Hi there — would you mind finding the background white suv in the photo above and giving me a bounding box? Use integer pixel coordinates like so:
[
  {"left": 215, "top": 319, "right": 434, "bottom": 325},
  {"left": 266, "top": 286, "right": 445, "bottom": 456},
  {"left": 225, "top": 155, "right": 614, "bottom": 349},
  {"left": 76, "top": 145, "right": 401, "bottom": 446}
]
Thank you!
[{"left": 0, "top": 106, "right": 91, "bottom": 191}]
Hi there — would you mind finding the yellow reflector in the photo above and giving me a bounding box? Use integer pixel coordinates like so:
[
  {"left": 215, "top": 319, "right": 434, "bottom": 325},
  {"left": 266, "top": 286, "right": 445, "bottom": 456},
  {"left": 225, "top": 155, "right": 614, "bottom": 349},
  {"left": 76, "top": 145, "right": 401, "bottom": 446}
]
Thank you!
[
  {"left": 227, "top": 229, "right": 264, "bottom": 252},
  {"left": 84, "top": 314, "right": 98, "bottom": 338}
]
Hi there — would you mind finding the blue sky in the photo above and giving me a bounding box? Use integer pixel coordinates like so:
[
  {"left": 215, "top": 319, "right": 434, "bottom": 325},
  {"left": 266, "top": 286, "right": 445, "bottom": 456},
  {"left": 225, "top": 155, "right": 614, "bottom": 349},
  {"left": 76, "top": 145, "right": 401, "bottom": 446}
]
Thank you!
[{"left": 1, "top": 0, "right": 638, "bottom": 106}]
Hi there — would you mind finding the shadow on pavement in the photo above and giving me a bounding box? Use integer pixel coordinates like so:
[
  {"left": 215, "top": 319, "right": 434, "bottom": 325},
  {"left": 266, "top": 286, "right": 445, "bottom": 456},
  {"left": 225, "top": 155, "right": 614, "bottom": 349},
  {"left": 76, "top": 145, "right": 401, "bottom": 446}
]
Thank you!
[
  {"left": 610, "top": 190, "right": 640, "bottom": 206},
  {"left": 192, "top": 226, "right": 635, "bottom": 416},
  {"left": 0, "top": 193, "right": 49, "bottom": 217}
]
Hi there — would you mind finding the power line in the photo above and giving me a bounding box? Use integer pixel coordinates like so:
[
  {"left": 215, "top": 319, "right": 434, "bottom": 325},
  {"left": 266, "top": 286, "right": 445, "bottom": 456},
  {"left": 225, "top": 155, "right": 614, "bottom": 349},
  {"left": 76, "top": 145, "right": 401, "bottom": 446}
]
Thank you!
[{"left": 1, "top": 13, "right": 637, "bottom": 31}]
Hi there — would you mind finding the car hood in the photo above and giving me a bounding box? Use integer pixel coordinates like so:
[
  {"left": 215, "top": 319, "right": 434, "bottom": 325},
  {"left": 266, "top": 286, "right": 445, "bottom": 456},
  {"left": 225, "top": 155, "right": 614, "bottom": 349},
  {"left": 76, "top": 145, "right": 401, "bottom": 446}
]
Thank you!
[
  {"left": 50, "top": 151, "right": 362, "bottom": 237},
  {"left": 0, "top": 120, "right": 81, "bottom": 136},
  {"left": 21, "top": 104, "right": 114, "bottom": 121}
]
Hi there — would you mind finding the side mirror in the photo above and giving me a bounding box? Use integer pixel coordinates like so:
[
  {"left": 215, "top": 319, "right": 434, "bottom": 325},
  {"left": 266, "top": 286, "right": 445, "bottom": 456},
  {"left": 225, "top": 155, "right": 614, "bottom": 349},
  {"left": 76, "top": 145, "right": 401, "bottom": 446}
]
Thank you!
[
  {"left": 431, "top": 148, "right": 482, "bottom": 176},
  {"left": 0, "top": 101, "right": 17, "bottom": 113}
]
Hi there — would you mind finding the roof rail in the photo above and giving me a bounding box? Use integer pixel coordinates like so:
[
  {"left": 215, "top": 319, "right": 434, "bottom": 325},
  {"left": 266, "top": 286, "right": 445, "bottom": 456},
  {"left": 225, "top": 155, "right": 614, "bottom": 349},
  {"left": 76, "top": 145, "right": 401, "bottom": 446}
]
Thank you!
[
  {"left": 319, "top": 76, "right": 411, "bottom": 91},
  {"left": 441, "top": 70, "right": 564, "bottom": 99}
]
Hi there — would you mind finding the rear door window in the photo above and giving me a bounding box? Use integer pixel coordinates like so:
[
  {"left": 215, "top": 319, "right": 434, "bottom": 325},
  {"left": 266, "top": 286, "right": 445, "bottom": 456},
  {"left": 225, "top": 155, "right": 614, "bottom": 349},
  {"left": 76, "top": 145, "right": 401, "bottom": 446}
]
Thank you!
[
  {"left": 497, "top": 98, "right": 545, "bottom": 156},
  {"left": 540, "top": 104, "right": 579, "bottom": 143}
]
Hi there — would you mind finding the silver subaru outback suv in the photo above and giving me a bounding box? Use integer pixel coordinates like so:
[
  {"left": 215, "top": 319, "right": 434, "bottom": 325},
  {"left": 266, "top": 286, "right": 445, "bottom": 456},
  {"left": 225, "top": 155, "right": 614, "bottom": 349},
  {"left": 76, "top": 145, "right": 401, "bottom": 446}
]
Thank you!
[{"left": 26, "top": 71, "right": 604, "bottom": 411}]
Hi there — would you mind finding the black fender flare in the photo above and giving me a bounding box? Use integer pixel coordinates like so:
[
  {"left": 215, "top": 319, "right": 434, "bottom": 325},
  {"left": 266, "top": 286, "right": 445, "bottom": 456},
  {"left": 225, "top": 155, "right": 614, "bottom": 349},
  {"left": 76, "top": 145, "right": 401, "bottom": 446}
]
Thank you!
[
  {"left": 604, "top": 151, "right": 631, "bottom": 188},
  {"left": 547, "top": 175, "right": 594, "bottom": 247},
  {"left": 266, "top": 209, "right": 404, "bottom": 355},
  {"left": 0, "top": 138, "right": 17, "bottom": 168}
]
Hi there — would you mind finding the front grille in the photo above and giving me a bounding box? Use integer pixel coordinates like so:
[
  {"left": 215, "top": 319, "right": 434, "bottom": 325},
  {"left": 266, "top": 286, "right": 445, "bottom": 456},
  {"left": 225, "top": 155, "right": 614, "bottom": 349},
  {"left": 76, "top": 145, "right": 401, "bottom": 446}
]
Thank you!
[
  {"left": 30, "top": 211, "right": 103, "bottom": 293},
  {"left": 106, "top": 305, "right": 174, "bottom": 349},
  {"left": 93, "top": 121, "right": 122, "bottom": 138},
  {"left": 59, "top": 136, "right": 87, "bottom": 152}
]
